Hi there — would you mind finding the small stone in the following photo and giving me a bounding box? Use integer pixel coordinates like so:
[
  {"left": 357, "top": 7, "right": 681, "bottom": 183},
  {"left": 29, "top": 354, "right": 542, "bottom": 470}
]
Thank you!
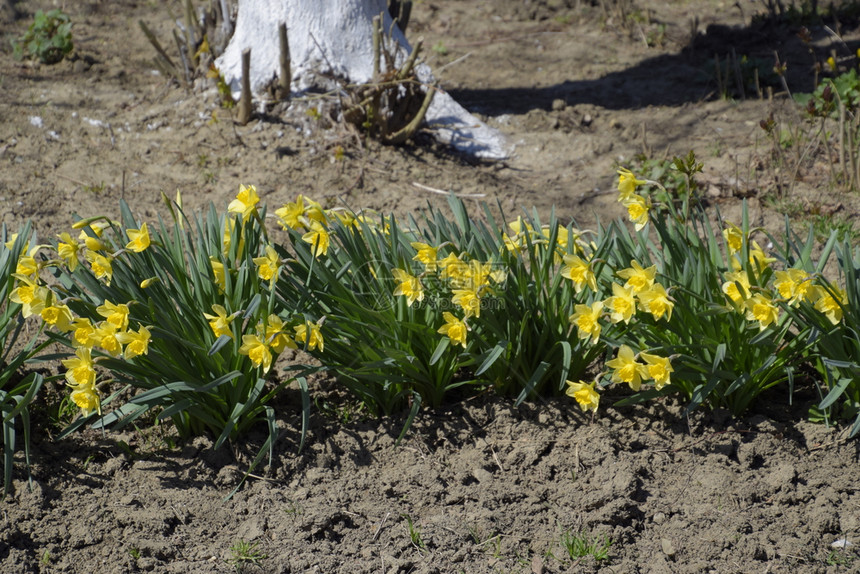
[
  {"left": 472, "top": 468, "right": 493, "bottom": 483},
  {"left": 661, "top": 538, "right": 676, "bottom": 557},
  {"left": 551, "top": 98, "right": 566, "bottom": 111},
  {"left": 652, "top": 511, "right": 666, "bottom": 524}
]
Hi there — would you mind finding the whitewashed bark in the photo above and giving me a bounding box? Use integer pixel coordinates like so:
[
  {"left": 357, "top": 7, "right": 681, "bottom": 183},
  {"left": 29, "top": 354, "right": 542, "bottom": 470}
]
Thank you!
[{"left": 215, "top": 0, "right": 508, "bottom": 159}]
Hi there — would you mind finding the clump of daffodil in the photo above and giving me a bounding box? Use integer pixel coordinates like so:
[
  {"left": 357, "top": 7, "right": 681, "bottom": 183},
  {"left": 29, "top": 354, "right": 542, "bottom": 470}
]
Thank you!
[{"left": 565, "top": 379, "right": 600, "bottom": 413}]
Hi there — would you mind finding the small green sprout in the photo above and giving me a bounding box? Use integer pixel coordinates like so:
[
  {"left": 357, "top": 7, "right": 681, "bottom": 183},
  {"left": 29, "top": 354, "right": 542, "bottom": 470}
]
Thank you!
[
  {"left": 560, "top": 528, "right": 612, "bottom": 562},
  {"left": 13, "top": 10, "right": 73, "bottom": 65},
  {"left": 229, "top": 540, "right": 267, "bottom": 573}
]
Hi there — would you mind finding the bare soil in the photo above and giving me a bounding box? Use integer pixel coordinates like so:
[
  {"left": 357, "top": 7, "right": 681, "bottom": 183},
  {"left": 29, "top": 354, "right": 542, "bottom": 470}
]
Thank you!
[{"left": 2, "top": 0, "right": 860, "bottom": 572}]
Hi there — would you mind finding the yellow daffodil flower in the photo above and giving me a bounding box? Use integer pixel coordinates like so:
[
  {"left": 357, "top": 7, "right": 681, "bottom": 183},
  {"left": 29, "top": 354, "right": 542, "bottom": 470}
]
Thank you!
[
  {"left": 40, "top": 302, "right": 74, "bottom": 332},
  {"left": 773, "top": 269, "right": 813, "bottom": 305},
  {"left": 97, "top": 300, "right": 130, "bottom": 331},
  {"left": 560, "top": 253, "right": 597, "bottom": 293},
  {"left": 302, "top": 220, "right": 330, "bottom": 257},
  {"left": 565, "top": 380, "right": 600, "bottom": 413},
  {"left": 606, "top": 344, "right": 648, "bottom": 391},
  {"left": 275, "top": 195, "right": 325, "bottom": 230},
  {"left": 640, "top": 353, "right": 673, "bottom": 390},
  {"left": 263, "top": 315, "right": 297, "bottom": 353},
  {"left": 203, "top": 304, "right": 235, "bottom": 339},
  {"left": 210, "top": 257, "right": 226, "bottom": 292},
  {"left": 15, "top": 251, "right": 39, "bottom": 278},
  {"left": 4, "top": 233, "right": 19, "bottom": 250},
  {"left": 57, "top": 232, "right": 82, "bottom": 271},
  {"left": 812, "top": 285, "right": 845, "bottom": 325},
  {"left": 411, "top": 242, "right": 438, "bottom": 272},
  {"left": 327, "top": 209, "right": 358, "bottom": 229},
  {"left": 275, "top": 196, "right": 306, "bottom": 230},
  {"left": 744, "top": 292, "right": 779, "bottom": 330},
  {"left": 437, "top": 312, "right": 469, "bottom": 347},
  {"left": 254, "top": 245, "right": 282, "bottom": 282},
  {"left": 63, "top": 346, "right": 96, "bottom": 388},
  {"left": 85, "top": 250, "right": 113, "bottom": 285},
  {"left": 748, "top": 240, "right": 775, "bottom": 276},
  {"left": 10, "top": 274, "right": 48, "bottom": 318},
  {"left": 227, "top": 184, "right": 260, "bottom": 222},
  {"left": 438, "top": 255, "right": 469, "bottom": 286},
  {"left": 459, "top": 260, "right": 493, "bottom": 292},
  {"left": 116, "top": 326, "right": 151, "bottom": 360},
  {"left": 617, "top": 260, "right": 656, "bottom": 293},
  {"left": 125, "top": 223, "right": 151, "bottom": 253},
  {"left": 392, "top": 268, "right": 425, "bottom": 307},
  {"left": 452, "top": 288, "right": 481, "bottom": 318},
  {"left": 623, "top": 193, "right": 651, "bottom": 231},
  {"left": 239, "top": 334, "right": 273, "bottom": 373},
  {"left": 722, "top": 223, "right": 744, "bottom": 254},
  {"left": 722, "top": 270, "right": 751, "bottom": 307},
  {"left": 617, "top": 168, "right": 646, "bottom": 200},
  {"left": 636, "top": 283, "right": 674, "bottom": 321},
  {"left": 569, "top": 301, "right": 603, "bottom": 344},
  {"left": 71, "top": 317, "right": 96, "bottom": 348},
  {"left": 294, "top": 320, "right": 324, "bottom": 352},
  {"left": 90, "top": 321, "right": 123, "bottom": 357},
  {"left": 605, "top": 282, "right": 637, "bottom": 324},
  {"left": 70, "top": 384, "right": 101, "bottom": 416}
]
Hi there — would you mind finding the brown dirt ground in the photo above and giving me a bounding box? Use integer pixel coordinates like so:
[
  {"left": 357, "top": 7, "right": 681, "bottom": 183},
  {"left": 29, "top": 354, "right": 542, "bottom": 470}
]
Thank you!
[{"left": 2, "top": 0, "right": 860, "bottom": 572}]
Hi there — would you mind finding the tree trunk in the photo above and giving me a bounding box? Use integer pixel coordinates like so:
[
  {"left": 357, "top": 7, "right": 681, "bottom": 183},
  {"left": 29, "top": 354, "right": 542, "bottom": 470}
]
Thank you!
[{"left": 215, "top": 0, "right": 508, "bottom": 159}]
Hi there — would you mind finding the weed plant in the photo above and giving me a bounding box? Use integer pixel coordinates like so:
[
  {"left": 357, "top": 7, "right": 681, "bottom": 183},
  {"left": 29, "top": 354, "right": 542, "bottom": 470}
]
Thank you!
[{"left": 12, "top": 9, "right": 73, "bottom": 65}]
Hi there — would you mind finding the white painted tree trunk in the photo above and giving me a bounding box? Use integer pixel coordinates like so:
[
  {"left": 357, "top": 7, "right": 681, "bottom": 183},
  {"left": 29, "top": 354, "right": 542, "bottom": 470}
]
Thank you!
[{"left": 215, "top": 0, "right": 508, "bottom": 159}]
